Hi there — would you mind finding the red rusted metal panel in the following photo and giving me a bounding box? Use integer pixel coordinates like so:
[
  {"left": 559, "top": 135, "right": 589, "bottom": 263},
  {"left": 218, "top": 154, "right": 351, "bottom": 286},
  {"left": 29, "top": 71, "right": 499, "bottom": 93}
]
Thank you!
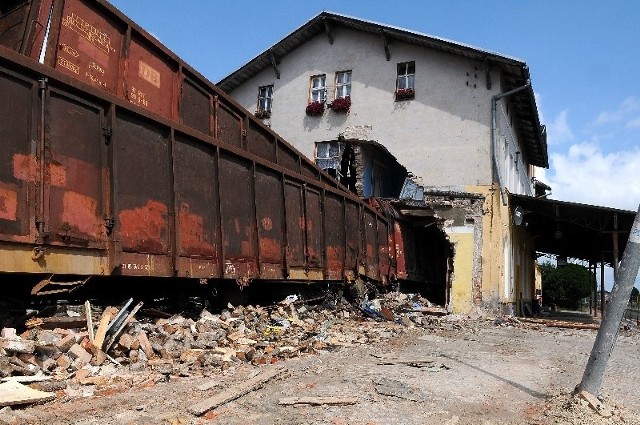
[
  {"left": 113, "top": 112, "right": 171, "bottom": 260},
  {"left": 344, "top": 201, "right": 360, "bottom": 271},
  {"left": 4, "top": 0, "right": 355, "bottom": 198},
  {"left": 53, "top": 0, "right": 124, "bottom": 95},
  {"left": 0, "top": 0, "right": 33, "bottom": 51},
  {"left": 377, "top": 219, "right": 390, "bottom": 281},
  {"left": 215, "top": 102, "right": 243, "bottom": 148},
  {"left": 0, "top": 68, "right": 34, "bottom": 241},
  {"left": 304, "top": 188, "right": 323, "bottom": 270},
  {"left": 179, "top": 75, "right": 212, "bottom": 136},
  {"left": 0, "top": 45, "right": 396, "bottom": 284},
  {"left": 324, "top": 193, "right": 345, "bottom": 280},
  {"left": 125, "top": 35, "right": 175, "bottom": 119},
  {"left": 284, "top": 181, "right": 305, "bottom": 268},
  {"left": 173, "top": 133, "right": 220, "bottom": 278},
  {"left": 218, "top": 152, "right": 258, "bottom": 279},
  {"left": 391, "top": 221, "right": 404, "bottom": 279},
  {"left": 247, "top": 121, "right": 275, "bottom": 163},
  {"left": 363, "top": 209, "right": 378, "bottom": 280},
  {"left": 301, "top": 161, "right": 319, "bottom": 180},
  {"left": 255, "top": 166, "right": 284, "bottom": 279},
  {"left": 46, "top": 90, "right": 106, "bottom": 247},
  {"left": 277, "top": 142, "right": 300, "bottom": 174}
]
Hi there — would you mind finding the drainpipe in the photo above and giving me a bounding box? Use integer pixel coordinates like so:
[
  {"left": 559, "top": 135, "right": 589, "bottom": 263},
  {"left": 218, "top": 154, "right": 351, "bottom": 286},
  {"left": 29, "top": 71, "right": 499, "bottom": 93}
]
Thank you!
[{"left": 491, "top": 80, "right": 530, "bottom": 206}]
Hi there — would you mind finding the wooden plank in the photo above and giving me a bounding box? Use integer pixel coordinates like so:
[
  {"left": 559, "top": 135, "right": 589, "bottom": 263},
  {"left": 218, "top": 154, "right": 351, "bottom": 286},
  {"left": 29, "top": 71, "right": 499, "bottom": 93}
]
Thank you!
[
  {"left": 520, "top": 318, "right": 599, "bottom": 330},
  {"left": 0, "top": 381, "right": 55, "bottom": 407},
  {"left": 93, "top": 307, "right": 118, "bottom": 349},
  {"left": 278, "top": 396, "right": 358, "bottom": 406},
  {"left": 189, "top": 367, "right": 285, "bottom": 416},
  {"left": 578, "top": 390, "right": 612, "bottom": 417},
  {"left": 25, "top": 316, "right": 87, "bottom": 330},
  {"left": 85, "top": 301, "right": 94, "bottom": 343}
]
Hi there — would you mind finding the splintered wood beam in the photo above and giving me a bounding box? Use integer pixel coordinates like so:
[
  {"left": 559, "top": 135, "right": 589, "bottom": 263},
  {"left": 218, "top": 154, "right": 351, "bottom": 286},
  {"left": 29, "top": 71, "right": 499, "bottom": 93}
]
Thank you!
[
  {"left": 380, "top": 30, "right": 390, "bottom": 61},
  {"left": 322, "top": 17, "right": 334, "bottom": 45},
  {"left": 189, "top": 367, "right": 286, "bottom": 416},
  {"left": 278, "top": 396, "right": 358, "bottom": 406}
]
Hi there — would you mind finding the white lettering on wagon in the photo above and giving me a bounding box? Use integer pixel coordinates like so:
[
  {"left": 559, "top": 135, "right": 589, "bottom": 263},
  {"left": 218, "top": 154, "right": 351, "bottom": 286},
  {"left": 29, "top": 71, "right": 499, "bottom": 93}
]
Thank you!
[{"left": 121, "top": 263, "right": 151, "bottom": 271}]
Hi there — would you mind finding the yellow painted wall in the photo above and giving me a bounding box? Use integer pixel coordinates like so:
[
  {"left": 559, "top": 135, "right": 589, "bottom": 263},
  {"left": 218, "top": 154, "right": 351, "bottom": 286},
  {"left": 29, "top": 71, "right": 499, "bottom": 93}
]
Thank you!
[
  {"left": 445, "top": 183, "right": 538, "bottom": 315},
  {"left": 447, "top": 230, "right": 475, "bottom": 313}
]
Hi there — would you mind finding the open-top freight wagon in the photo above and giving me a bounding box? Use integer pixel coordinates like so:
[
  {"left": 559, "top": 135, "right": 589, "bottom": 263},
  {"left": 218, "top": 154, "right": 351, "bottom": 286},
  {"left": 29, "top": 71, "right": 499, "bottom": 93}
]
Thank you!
[{"left": 0, "top": 0, "right": 450, "bottom": 303}]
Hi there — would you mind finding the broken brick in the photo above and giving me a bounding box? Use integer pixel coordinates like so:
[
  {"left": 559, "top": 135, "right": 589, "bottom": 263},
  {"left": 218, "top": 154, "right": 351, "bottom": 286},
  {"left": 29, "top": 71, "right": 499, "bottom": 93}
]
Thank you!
[{"left": 67, "top": 344, "right": 92, "bottom": 365}]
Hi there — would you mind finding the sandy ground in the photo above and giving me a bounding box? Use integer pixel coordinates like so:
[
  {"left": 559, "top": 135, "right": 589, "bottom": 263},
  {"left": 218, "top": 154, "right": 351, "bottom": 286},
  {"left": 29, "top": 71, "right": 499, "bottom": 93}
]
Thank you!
[{"left": 5, "top": 315, "right": 640, "bottom": 425}]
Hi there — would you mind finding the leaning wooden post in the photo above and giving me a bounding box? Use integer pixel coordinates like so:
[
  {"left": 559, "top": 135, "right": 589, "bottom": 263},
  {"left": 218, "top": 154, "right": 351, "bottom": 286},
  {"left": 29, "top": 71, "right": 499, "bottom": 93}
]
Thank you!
[{"left": 577, "top": 204, "right": 640, "bottom": 396}]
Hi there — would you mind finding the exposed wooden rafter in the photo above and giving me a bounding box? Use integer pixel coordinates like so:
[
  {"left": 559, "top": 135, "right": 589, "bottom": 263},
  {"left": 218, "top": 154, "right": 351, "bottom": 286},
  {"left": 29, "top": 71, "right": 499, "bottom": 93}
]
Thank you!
[
  {"left": 380, "top": 30, "right": 390, "bottom": 61},
  {"left": 484, "top": 57, "right": 492, "bottom": 90},
  {"left": 267, "top": 50, "right": 280, "bottom": 79},
  {"left": 322, "top": 17, "right": 334, "bottom": 45}
]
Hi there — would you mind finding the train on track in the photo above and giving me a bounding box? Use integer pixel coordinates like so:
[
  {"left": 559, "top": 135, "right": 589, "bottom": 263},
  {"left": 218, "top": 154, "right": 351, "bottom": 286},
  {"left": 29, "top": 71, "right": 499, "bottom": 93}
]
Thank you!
[{"left": 0, "top": 0, "right": 451, "bottom": 304}]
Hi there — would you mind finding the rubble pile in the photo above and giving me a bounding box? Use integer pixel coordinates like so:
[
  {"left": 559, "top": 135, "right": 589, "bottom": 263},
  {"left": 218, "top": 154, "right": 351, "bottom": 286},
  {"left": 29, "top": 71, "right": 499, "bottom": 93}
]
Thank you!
[{"left": 0, "top": 291, "right": 451, "bottom": 399}]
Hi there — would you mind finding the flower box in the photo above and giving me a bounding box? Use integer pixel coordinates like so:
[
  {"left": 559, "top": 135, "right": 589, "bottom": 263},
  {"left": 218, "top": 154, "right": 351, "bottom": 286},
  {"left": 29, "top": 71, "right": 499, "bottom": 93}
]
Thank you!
[
  {"left": 328, "top": 96, "right": 351, "bottom": 113},
  {"left": 254, "top": 110, "right": 271, "bottom": 119},
  {"left": 395, "top": 88, "right": 415, "bottom": 101},
  {"left": 306, "top": 101, "right": 325, "bottom": 116}
]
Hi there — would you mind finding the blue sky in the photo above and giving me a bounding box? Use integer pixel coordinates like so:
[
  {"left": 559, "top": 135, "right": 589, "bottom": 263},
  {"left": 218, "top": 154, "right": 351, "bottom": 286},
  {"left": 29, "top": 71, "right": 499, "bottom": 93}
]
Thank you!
[{"left": 108, "top": 0, "right": 640, "bottom": 213}]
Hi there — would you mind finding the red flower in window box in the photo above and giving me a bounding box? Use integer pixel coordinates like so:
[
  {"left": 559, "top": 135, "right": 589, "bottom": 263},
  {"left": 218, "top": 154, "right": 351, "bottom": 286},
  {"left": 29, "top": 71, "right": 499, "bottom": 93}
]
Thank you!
[
  {"left": 328, "top": 96, "right": 351, "bottom": 113},
  {"left": 395, "top": 88, "right": 415, "bottom": 101},
  {"left": 306, "top": 101, "right": 325, "bottom": 116}
]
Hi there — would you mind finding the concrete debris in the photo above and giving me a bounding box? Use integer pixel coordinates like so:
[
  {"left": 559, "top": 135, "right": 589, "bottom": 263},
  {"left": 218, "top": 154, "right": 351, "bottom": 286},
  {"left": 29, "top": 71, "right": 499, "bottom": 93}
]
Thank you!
[
  {"left": 0, "top": 290, "right": 452, "bottom": 406},
  {"left": 372, "top": 377, "right": 425, "bottom": 402},
  {"left": 0, "top": 380, "right": 55, "bottom": 407}
]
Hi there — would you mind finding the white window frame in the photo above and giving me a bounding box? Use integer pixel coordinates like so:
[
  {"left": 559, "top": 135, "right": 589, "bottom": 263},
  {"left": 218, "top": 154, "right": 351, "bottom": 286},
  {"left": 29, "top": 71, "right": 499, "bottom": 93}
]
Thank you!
[
  {"left": 257, "top": 85, "right": 273, "bottom": 112},
  {"left": 310, "top": 74, "right": 326, "bottom": 103},
  {"left": 335, "top": 71, "right": 351, "bottom": 99},
  {"left": 396, "top": 61, "right": 415, "bottom": 90}
]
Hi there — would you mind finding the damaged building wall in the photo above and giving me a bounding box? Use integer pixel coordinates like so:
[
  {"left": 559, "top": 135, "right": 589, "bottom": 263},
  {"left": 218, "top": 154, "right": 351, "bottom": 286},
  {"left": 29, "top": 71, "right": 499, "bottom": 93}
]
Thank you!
[
  {"left": 424, "top": 184, "right": 536, "bottom": 316},
  {"left": 468, "top": 183, "right": 536, "bottom": 316},
  {"left": 423, "top": 191, "right": 484, "bottom": 314},
  {"left": 315, "top": 138, "right": 408, "bottom": 199},
  {"left": 222, "top": 16, "right": 546, "bottom": 316}
]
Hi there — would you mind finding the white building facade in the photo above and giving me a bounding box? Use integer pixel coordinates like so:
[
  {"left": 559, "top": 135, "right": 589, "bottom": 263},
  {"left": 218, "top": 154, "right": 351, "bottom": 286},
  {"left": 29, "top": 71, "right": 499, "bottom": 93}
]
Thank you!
[{"left": 219, "top": 13, "right": 548, "bottom": 314}]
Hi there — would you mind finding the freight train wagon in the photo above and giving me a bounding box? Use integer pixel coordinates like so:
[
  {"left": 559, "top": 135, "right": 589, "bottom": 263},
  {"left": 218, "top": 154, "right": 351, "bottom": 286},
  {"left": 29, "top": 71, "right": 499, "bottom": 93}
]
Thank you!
[
  {"left": 0, "top": 0, "right": 397, "bottom": 296},
  {"left": 0, "top": 0, "right": 450, "bottom": 304}
]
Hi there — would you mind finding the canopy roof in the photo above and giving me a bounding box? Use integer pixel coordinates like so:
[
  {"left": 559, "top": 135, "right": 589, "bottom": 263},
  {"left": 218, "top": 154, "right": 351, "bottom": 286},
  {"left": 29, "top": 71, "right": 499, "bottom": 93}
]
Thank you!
[{"left": 510, "top": 194, "right": 637, "bottom": 266}]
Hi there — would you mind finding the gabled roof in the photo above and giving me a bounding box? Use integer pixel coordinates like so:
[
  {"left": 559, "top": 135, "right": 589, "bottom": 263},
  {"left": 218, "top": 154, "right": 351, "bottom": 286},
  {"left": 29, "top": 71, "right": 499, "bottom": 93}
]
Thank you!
[{"left": 217, "top": 11, "right": 548, "bottom": 168}]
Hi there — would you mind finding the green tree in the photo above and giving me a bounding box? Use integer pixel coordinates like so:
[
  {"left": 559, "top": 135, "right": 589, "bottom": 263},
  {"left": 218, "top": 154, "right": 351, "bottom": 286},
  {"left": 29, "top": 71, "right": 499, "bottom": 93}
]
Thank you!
[
  {"left": 631, "top": 287, "right": 639, "bottom": 303},
  {"left": 541, "top": 262, "right": 593, "bottom": 309}
]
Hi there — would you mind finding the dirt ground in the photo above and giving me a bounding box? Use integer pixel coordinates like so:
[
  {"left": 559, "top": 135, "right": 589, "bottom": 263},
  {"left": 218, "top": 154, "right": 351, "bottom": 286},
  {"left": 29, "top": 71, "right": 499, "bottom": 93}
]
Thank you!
[{"left": 4, "top": 313, "right": 640, "bottom": 425}]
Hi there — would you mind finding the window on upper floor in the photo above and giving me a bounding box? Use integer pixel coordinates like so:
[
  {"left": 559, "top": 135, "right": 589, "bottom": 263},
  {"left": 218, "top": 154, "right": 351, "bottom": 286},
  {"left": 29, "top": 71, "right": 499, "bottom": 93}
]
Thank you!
[
  {"left": 256, "top": 85, "right": 273, "bottom": 118},
  {"left": 310, "top": 74, "right": 326, "bottom": 103},
  {"left": 395, "top": 61, "right": 415, "bottom": 101},
  {"left": 335, "top": 71, "right": 351, "bottom": 99}
]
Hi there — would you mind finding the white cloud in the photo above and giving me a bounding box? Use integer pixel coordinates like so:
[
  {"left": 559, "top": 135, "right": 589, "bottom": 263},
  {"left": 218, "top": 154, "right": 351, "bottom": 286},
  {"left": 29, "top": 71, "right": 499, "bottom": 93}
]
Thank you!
[
  {"left": 546, "top": 110, "right": 573, "bottom": 144},
  {"left": 625, "top": 116, "right": 640, "bottom": 129},
  {"left": 546, "top": 142, "right": 640, "bottom": 211},
  {"left": 595, "top": 96, "right": 639, "bottom": 125}
]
